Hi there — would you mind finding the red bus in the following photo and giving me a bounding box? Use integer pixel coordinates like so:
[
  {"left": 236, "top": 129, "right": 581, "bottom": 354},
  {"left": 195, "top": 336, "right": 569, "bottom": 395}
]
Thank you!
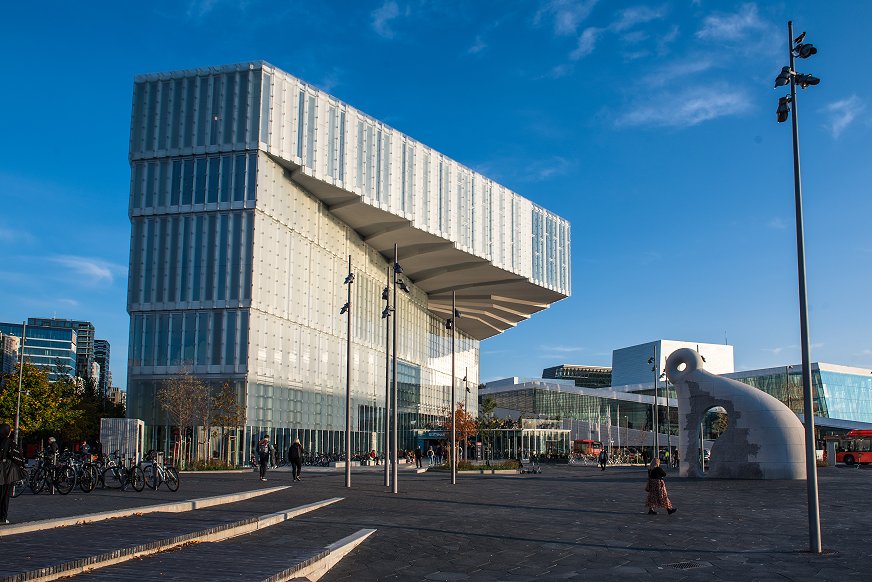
[
  {"left": 831, "top": 430, "right": 872, "bottom": 466},
  {"left": 572, "top": 440, "right": 603, "bottom": 456}
]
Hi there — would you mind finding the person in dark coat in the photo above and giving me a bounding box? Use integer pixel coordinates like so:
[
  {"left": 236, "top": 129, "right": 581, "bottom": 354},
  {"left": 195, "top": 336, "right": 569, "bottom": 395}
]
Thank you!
[
  {"left": 256, "top": 434, "right": 273, "bottom": 481},
  {"left": 646, "top": 458, "right": 677, "bottom": 515},
  {"left": 414, "top": 446, "right": 423, "bottom": 468},
  {"left": 288, "top": 438, "right": 303, "bottom": 482},
  {"left": 1, "top": 423, "right": 19, "bottom": 524},
  {"left": 598, "top": 448, "right": 609, "bottom": 471}
]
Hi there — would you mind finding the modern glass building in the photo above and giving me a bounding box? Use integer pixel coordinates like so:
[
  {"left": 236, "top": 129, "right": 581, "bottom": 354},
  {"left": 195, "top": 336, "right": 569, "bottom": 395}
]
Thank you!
[
  {"left": 727, "top": 363, "right": 872, "bottom": 428},
  {"left": 27, "top": 318, "right": 96, "bottom": 382},
  {"left": 541, "top": 364, "right": 612, "bottom": 388},
  {"left": 0, "top": 322, "right": 78, "bottom": 381},
  {"left": 126, "top": 62, "right": 571, "bottom": 461},
  {"left": 94, "top": 339, "right": 111, "bottom": 397}
]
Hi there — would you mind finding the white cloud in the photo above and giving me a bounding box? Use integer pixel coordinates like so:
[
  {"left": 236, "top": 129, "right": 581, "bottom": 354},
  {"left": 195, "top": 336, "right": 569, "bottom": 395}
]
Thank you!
[
  {"left": 540, "top": 345, "right": 586, "bottom": 353},
  {"left": 824, "top": 95, "right": 865, "bottom": 139},
  {"left": 534, "top": 0, "right": 599, "bottom": 36},
  {"left": 611, "top": 6, "right": 665, "bottom": 33},
  {"left": 696, "top": 3, "right": 765, "bottom": 41},
  {"left": 767, "top": 217, "right": 787, "bottom": 230},
  {"left": 642, "top": 56, "right": 714, "bottom": 86},
  {"left": 468, "top": 35, "right": 487, "bottom": 55},
  {"left": 570, "top": 27, "right": 603, "bottom": 60},
  {"left": 0, "top": 226, "right": 34, "bottom": 244},
  {"left": 371, "top": 0, "right": 401, "bottom": 39},
  {"left": 49, "top": 256, "right": 127, "bottom": 285},
  {"left": 615, "top": 86, "right": 752, "bottom": 128}
]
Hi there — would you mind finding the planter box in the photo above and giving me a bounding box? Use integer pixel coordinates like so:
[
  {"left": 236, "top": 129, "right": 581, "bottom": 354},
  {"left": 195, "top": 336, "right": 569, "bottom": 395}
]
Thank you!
[{"left": 457, "top": 469, "right": 518, "bottom": 475}]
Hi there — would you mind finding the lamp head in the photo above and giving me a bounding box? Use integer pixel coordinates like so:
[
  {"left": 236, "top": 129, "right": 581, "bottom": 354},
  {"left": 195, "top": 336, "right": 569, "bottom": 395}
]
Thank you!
[
  {"left": 382, "top": 287, "right": 389, "bottom": 301},
  {"left": 794, "top": 43, "right": 817, "bottom": 59},
  {"left": 445, "top": 318, "right": 453, "bottom": 330},
  {"left": 339, "top": 303, "right": 349, "bottom": 315},
  {"left": 794, "top": 73, "right": 820, "bottom": 89},
  {"left": 394, "top": 262, "right": 403, "bottom": 274},
  {"left": 774, "top": 66, "right": 791, "bottom": 88},
  {"left": 776, "top": 96, "right": 791, "bottom": 123},
  {"left": 454, "top": 308, "right": 462, "bottom": 319},
  {"left": 398, "top": 279, "right": 410, "bottom": 293},
  {"left": 381, "top": 306, "right": 392, "bottom": 319},
  {"left": 344, "top": 273, "right": 354, "bottom": 285}
]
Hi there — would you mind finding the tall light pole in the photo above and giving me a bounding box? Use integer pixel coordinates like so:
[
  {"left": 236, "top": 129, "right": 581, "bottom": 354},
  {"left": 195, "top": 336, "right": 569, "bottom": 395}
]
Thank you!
[
  {"left": 340, "top": 256, "right": 354, "bottom": 488},
  {"left": 446, "top": 292, "right": 461, "bottom": 485},
  {"left": 648, "top": 347, "right": 659, "bottom": 459},
  {"left": 774, "top": 21, "right": 822, "bottom": 554},
  {"left": 381, "top": 266, "right": 392, "bottom": 488},
  {"left": 14, "top": 320, "right": 27, "bottom": 445},
  {"left": 391, "top": 244, "right": 411, "bottom": 494}
]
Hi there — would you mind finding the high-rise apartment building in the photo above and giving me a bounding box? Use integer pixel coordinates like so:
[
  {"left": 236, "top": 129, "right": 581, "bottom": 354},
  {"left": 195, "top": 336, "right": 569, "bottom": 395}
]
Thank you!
[
  {"left": 0, "top": 322, "right": 78, "bottom": 381},
  {"left": 94, "top": 339, "right": 111, "bottom": 397},
  {"left": 27, "top": 318, "right": 96, "bottom": 381},
  {"left": 1, "top": 333, "right": 20, "bottom": 374},
  {"left": 126, "top": 62, "right": 571, "bottom": 459}
]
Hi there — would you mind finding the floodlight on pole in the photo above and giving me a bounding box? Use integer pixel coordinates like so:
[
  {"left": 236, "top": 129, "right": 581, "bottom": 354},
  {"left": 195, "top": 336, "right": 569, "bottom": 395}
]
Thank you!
[
  {"left": 777, "top": 96, "right": 792, "bottom": 123},
  {"left": 775, "top": 20, "right": 822, "bottom": 555},
  {"left": 341, "top": 255, "right": 354, "bottom": 488}
]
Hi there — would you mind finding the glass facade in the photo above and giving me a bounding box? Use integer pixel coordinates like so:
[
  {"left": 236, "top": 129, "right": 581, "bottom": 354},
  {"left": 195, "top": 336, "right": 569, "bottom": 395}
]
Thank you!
[
  {"left": 128, "top": 62, "right": 571, "bottom": 462},
  {"left": 0, "top": 322, "right": 78, "bottom": 381},
  {"left": 730, "top": 365, "right": 872, "bottom": 425}
]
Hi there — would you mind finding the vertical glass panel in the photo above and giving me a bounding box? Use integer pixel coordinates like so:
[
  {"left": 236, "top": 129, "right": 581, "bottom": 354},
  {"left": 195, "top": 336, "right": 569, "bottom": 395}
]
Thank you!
[
  {"left": 179, "top": 216, "right": 190, "bottom": 301},
  {"left": 132, "top": 163, "right": 144, "bottom": 210},
  {"left": 131, "top": 313, "right": 143, "bottom": 367},
  {"left": 171, "top": 78, "right": 182, "bottom": 150},
  {"left": 154, "top": 218, "right": 166, "bottom": 303},
  {"left": 204, "top": 214, "right": 216, "bottom": 301},
  {"left": 237, "top": 71, "right": 250, "bottom": 142},
  {"left": 338, "top": 111, "right": 345, "bottom": 182},
  {"left": 131, "top": 83, "right": 146, "bottom": 154},
  {"left": 207, "top": 157, "right": 219, "bottom": 204},
  {"left": 145, "top": 162, "right": 157, "bottom": 208},
  {"left": 197, "top": 77, "right": 208, "bottom": 147},
  {"left": 192, "top": 215, "right": 203, "bottom": 302},
  {"left": 129, "top": 219, "right": 143, "bottom": 304},
  {"left": 168, "top": 217, "right": 179, "bottom": 302},
  {"left": 233, "top": 154, "right": 246, "bottom": 202},
  {"left": 225, "top": 311, "right": 237, "bottom": 366},
  {"left": 157, "top": 160, "right": 168, "bottom": 207},
  {"left": 184, "top": 78, "right": 196, "bottom": 148},
  {"left": 144, "top": 82, "right": 157, "bottom": 152},
  {"left": 182, "top": 159, "right": 194, "bottom": 205},
  {"left": 210, "top": 75, "right": 221, "bottom": 147},
  {"left": 212, "top": 311, "right": 224, "bottom": 365},
  {"left": 259, "top": 72, "right": 271, "bottom": 143},
  {"left": 242, "top": 212, "right": 253, "bottom": 300},
  {"left": 195, "top": 158, "right": 207, "bottom": 205},
  {"left": 183, "top": 312, "right": 196, "bottom": 365},
  {"left": 143, "top": 219, "right": 155, "bottom": 303},
  {"left": 170, "top": 313, "right": 182, "bottom": 365},
  {"left": 219, "top": 155, "right": 231, "bottom": 203},
  {"left": 142, "top": 313, "right": 155, "bottom": 367},
  {"left": 170, "top": 160, "right": 182, "bottom": 206},
  {"left": 306, "top": 95, "right": 315, "bottom": 166},
  {"left": 239, "top": 310, "right": 249, "bottom": 368},
  {"left": 297, "top": 90, "right": 305, "bottom": 159},
  {"left": 217, "top": 214, "right": 228, "bottom": 301},
  {"left": 158, "top": 81, "right": 169, "bottom": 149},
  {"left": 246, "top": 153, "right": 257, "bottom": 201},
  {"left": 223, "top": 72, "right": 236, "bottom": 143},
  {"left": 196, "top": 312, "right": 209, "bottom": 365},
  {"left": 229, "top": 213, "right": 241, "bottom": 301}
]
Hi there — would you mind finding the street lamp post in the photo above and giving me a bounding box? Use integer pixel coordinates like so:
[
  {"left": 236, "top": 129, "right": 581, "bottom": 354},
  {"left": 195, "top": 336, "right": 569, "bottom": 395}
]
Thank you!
[
  {"left": 446, "top": 292, "right": 461, "bottom": 485},
  {"left": 14, "top": 320, "right": 27, "bottom": 445},
  {"left": 648, "top": 347, "right": 659, "bottom": 459},
  {"left": 382, "top": 266, "right": 392, "bottom": 487},
  {"left": 390, "top": 244, "right": 411, "bottom": 494},
  {"left": 340, "top": 256, "right": 354, "bottom": 488},
  {"left": 774, "top": 21, "right": 822, "bottom": 554}
]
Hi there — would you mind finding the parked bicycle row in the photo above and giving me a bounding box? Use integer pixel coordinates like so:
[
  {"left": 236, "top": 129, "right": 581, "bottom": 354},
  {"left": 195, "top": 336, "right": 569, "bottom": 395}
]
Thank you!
[{"left": 11, "top": 448, "right": 180, "bottom": 498}]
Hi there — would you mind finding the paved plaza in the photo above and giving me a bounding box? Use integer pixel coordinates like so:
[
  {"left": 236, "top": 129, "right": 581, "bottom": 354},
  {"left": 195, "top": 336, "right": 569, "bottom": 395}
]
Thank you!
[{"left": 2, "top": 463, "right": 869, "bottom": 581}]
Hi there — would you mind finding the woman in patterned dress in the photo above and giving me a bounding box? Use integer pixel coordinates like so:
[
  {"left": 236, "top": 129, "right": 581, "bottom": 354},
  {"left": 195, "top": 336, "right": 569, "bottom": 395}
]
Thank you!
[{"left": 646, "top": 458, "right": 677, "bottom": 515}]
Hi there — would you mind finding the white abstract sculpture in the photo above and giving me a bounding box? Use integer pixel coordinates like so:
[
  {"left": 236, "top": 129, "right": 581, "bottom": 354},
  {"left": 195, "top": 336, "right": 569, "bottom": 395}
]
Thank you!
[{"left": 665, "top": 348, "right": 806, "bottom": 479}]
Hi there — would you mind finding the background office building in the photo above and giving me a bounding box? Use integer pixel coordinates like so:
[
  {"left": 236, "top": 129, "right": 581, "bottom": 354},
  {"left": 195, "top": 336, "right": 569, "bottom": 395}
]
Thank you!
[
  {"left": 0, "top": 322, "right": 78, "bottom": 382},
  {"left": 27, "top": 318, "right": 96, "bottom": 381},
  {"left": 126, "top": 61, "right": 571, "bottom": 461},
  {"left": 483, "top": 340, "right": 872, "bottom": 453},
  {"left": 94, "top": 339, "right": 111, "bottom": 397},
  {"left": 1, "top": 333, "right": 20, "bottom": 374}
]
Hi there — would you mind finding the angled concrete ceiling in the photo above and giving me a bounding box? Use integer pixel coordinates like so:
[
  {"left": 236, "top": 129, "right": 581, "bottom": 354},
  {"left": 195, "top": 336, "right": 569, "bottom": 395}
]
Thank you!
[{"left": 273, "top": 156, "right": 568, "bottom": 340}]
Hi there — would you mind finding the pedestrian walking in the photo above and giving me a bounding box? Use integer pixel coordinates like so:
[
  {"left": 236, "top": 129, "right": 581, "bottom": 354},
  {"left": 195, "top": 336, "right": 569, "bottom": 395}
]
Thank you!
[
  {"left": 427, "top": 446, "right": 434, "bottom": 466},
  {"left": 414, "top": 446, "right": 422, "bottom": 468},
  {"left": 646, "top": 458, "right": 677, "bottom": 515},
  {"left": 256, "top": 434, "right": 273, "bottom": 481},
  {"left": 288, "top": 438, "right": 303, "bottom": 482},
  {"left": 1, "top": 423, "right": 26, "bottom": 525},
  {"left": 598, "top": 448, "right": 609, "bottom": 471}
]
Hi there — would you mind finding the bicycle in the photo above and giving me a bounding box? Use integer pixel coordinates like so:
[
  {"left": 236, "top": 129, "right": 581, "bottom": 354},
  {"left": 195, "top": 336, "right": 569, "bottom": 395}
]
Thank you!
[
  {"left": 100, "top": 451, "right": 145, "bottom": 492},
  {"left": 29, "top": 452, "right": 76, "bottom": 495},
  {"left": 141, "top": 450, "right": 180, "bottom": 492}
]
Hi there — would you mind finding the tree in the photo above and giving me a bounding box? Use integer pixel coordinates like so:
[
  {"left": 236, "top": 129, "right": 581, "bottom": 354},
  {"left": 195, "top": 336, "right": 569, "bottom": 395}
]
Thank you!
[
  {"left": 157, "top": 372, "right": 207, "bottom": 467},
  {"left": 0, "top": 362, "right": 82, "bottom": 442},
  {"left": 208, "top": 382, "right": 246, "bottom": 464},
  {"left": 480, "top": 396, "right": 497, "bottom": 417},
  {"left": 439, "top": 405, "right": 477, "bottom": 465}
]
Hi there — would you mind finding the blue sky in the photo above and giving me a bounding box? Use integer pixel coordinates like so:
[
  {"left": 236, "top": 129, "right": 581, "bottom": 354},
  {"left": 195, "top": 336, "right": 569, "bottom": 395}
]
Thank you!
[{"left": 1, "top": 1, "right": 870, "bottom": 389}]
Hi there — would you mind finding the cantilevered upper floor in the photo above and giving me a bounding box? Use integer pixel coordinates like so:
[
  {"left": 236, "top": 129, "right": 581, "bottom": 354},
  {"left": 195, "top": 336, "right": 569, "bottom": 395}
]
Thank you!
[{"left": 129, "top": 62, "right": 571, "bottom": 339}]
